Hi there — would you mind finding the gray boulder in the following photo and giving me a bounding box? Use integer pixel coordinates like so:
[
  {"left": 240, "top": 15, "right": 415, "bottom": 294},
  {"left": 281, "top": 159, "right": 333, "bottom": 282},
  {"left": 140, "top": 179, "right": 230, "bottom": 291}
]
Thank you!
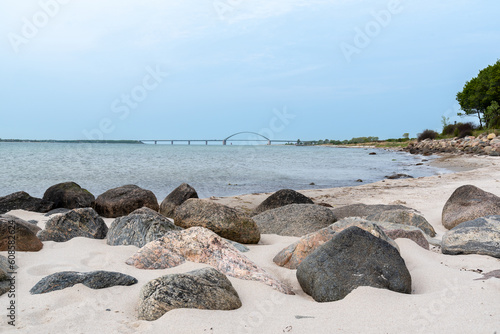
[
  {"left": 253, "top": 204, "right": 337, "bottom": 237},
  {"left": 30, "top": 271, "right": 138, "bottom": 294},
  {"left": 442, "top": 216, "right": 500, "bottom": 258},
  {"left": 296, "top": 226, "right": 411, "bottom": 302},
  {"left": 159, "top": 183, "right": 198, "bottom": 218},
  {"left": 43, "top": 182, "right": 95, "bottom": 209},
  {"left": 331, "top": 203, "right": 412, "bottom": 219},
  {"left": 138, "top": 267, "right": 241, "bottom": 321},
  {"left": 442, "top": 185, "right": 500, "bottom": 230},
  {"left": 0, "top": 191, "right": 54, "bottom": 214},
  {"left": 38, "top": 208, "right": 108, "bottom": 242},
  {"left": 95, "top": 185, "right": 159, "bottom": 218},
  {"left": 366, "top": 209, "right": 436, "bottom": 237},
  {"left": 107, "top": 207, "right": 181, "bottom": 247},
  {"left": 252, "top": 189, "right": 314, "bottom": 215},
  {"left": 173, "top": 199, "right": 260, "bottom": 244}
]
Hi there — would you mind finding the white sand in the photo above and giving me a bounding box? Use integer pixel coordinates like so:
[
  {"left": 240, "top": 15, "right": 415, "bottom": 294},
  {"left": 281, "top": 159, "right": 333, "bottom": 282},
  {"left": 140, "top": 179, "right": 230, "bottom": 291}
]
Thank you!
[{"left": 1, "top": 154, "right": 500, "bottom": 333}]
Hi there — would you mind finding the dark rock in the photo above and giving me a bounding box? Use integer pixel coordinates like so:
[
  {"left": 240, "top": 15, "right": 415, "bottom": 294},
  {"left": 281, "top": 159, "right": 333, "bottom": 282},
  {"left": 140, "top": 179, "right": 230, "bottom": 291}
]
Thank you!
[
  {"left": 296, "top": 226, "right": 411, "bottom": 302},
  {"left": 356, "top": 179, "right": 363, "bottom": 182},
  {"left": 94, "top": 185, "right": 160, "bottom": 218},
  {"left": 37, "top": 208, "right": 108, "bottom": 242},
  {"left": 273, "top": 218, "right": 397, "bottom": 270},
  {"left": 369, "top": 152, "right": 377, "bottom": 155},
  {"left": 44, "top": 208, "right": 71, "bottom": 216},
  {"left": 442, "top": 185, "right": 500, "bottom": 230},
  {"left": 138, "top": 267, "right": 241, "bottom": 321},
  {"left": 0, "top": 215, "right": 43, "bottom": 251},
  {"left": 126, "top": 227, "right": 293, "bottom": 294},
  {"left": 442, "top": 216, "right": 500, "bottom": 258},
  {"left": 252, "top": 189, "right": 314, "bottom": 215},
  {"left": 330, "top": 203, "right": 413, "bottom": 219},
  {"left": 253, "top": 204, "right": 337, "bottom": 237},
  {"left": 159, "top": 183, "right": 198, "bottom": 218},
  {"left": 366, "top": 209, "right": 436, "bottom": 237},
  {"left": 107, "top": 207, "right": 181, "bottom": 247},
  {"left": 30, "top": 270, "right": 138, "bottom": 294},
  {"left": 0, "top": 191, "right": 54, "bottom": 214},
  {"left": 173, "top": 199, "right": 260, "bottom": 244},
  {"left": 42, "top": 182, "right": 95, "bottom": 209},
  {"left": 385, "top": 174, "right": 414, "bottom": 179}
]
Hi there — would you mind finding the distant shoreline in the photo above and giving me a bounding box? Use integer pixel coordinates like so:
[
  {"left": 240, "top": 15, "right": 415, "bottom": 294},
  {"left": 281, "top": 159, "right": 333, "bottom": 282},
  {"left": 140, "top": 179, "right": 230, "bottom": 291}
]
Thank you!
[{"left": 0, "top": 139, "right": 144, "bottom": 144}]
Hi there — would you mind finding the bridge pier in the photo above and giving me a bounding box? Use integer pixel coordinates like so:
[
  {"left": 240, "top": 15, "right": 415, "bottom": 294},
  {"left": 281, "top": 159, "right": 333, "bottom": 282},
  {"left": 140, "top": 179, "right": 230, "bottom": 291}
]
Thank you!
[
  {"left": 223, "top": 140, "right": 226, "bottom": 145},
  {"left": 267, "top": 140, "right": 271, "bottom": 145},
  {"left": 205, "top": 141, "right": 208, "bottom": 145},
  {"left": 188, "top": 141, "right": 191, "bottom": 145},
  {"left": 154, "top": 141, "right": 157, "bottom": 145},
  {"left": 171, "top": 141, "right": 173, "bottom": 145}
]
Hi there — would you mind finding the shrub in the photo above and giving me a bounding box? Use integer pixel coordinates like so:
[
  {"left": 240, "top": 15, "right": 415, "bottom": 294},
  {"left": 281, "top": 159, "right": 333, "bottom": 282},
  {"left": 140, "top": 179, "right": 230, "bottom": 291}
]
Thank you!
[
  {"left": 456, "top": 122, "right": 477, "bottom": 138},
  {"left": 417, "top": 129, "right": 438, "bottom": 142},
  {"left": 442, "top": 124, "right": 457, "bottom": 136}
]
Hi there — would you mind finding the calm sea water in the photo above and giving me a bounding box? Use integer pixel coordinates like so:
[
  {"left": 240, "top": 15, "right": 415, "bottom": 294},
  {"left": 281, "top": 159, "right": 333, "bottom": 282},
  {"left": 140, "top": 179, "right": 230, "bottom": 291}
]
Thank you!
[{"left": 0, "top": 142, "right": 447, "bottom": 200}]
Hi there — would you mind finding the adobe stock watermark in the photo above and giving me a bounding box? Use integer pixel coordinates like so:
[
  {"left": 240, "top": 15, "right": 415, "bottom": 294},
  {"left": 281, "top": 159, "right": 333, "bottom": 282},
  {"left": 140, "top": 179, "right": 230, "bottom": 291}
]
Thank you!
[
  {"left": 409, "top": 278, "right": 461, "bottom": 332},
  {"left": 82, "top": 65, "right": 168, "bottom": 141},
  {"left": 213, "top": 0, "right": 245, "bottom": 21},
  {"left": 7, "top": 0, "right": 72, "bottom": 54},
  {"left": 340, "top": 0, "right": 403, "bottom": 63}
]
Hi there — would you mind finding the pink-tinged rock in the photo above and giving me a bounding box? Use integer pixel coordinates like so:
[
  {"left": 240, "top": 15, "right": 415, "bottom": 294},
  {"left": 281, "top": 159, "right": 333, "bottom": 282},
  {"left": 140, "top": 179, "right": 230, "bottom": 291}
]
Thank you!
[{"left": 126, "top": 227, "right": 294, "bottom": 295}]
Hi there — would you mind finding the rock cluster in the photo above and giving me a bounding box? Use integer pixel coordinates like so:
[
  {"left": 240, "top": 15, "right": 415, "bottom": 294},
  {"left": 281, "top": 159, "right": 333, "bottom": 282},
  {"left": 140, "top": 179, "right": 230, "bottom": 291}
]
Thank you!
[
  {"left": 0, "top": 191, "right": 54, "bottom": 214},
  {"left": 126, "top": 227, "right": 294, "bottom": 294},
  {"left": 405, "top": 133, "right": 500, "bottom": 156}
]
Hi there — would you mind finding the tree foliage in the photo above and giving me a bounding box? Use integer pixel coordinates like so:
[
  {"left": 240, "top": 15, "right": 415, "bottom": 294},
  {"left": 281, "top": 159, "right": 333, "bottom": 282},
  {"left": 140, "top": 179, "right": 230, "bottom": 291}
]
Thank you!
[{"left": 456, "top": 59, "right": 500, "bottom": 128}]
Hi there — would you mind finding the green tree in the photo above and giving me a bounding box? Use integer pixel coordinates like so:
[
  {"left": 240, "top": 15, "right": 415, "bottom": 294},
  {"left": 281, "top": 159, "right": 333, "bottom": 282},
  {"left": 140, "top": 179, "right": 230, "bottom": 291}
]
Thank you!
[
  {"left": 402, "top": 133, "right": 409, "bottom": 140},
  {"left": 457, "top": 59, "right": 500, "bottom": 128}
]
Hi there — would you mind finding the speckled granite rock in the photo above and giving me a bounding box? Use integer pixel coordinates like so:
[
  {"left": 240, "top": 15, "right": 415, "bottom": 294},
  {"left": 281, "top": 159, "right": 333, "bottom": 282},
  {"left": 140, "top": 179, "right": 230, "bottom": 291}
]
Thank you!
[
  {"left": 138, "top": 267, "right": 241, "bottom": 321},
  {"left": 366, "top": 209, "right": 435, "bottom": 237},
  {"left": 37, "top": 208, "right": 108, "bottom": 242},
  {"left": 126, "top": 227, "right": 293, "bottom": 294},
  {"left": 107, "top": 207, "right": 181, "bottom": 247},
  {"left": 442, "top": 216, "right": 500, "bottom": 258}
]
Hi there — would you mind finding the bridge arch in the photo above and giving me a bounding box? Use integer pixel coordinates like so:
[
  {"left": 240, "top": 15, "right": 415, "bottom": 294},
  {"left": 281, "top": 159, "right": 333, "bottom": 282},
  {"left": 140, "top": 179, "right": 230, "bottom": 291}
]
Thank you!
[{"left": 223, "top": 132, "right": 271, "bottom": 145}]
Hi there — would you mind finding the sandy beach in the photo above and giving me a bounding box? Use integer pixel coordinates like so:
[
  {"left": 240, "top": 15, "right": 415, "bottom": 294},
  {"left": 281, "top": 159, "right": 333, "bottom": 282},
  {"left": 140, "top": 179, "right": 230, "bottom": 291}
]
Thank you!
[{"left": 1, "top": 154, "right": 499, "bottom": 334}]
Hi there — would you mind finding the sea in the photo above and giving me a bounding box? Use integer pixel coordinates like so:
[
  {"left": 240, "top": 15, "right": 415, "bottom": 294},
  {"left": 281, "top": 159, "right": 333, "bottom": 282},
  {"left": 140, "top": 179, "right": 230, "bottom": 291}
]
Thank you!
[{"left": 0, "top": 142, "right": 449, "bottom": 200}]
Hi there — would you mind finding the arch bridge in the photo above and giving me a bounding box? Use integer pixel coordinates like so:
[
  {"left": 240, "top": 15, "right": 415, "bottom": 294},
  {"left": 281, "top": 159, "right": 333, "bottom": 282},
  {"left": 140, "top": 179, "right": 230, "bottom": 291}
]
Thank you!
[
  {"left": 140, "top": 132, "right": 296, "bottom": 145},
  {"left": 222, "top": 132, "right": 271, "bottom": 145}
]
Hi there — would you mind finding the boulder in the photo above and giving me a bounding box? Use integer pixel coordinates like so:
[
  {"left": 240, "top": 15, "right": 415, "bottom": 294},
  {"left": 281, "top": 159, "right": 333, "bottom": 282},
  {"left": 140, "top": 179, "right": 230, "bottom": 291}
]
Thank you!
[
  {"left": 252, "top": 204, "right": 337, "bottom": 237},
  {"left": 94, "top": 185, "right": 160, "bottom": 218},
  {"left": 30, "top": 271, "right": 138, "bottom": 294},
  {"left": 0, "top": 215, "right": 43, "bottom": 251},
  {"left": 159, "top": 183, "right": 198, "bottom": 218},
  {"left": 371, "top": 221, "right": 432, "bottom": 249},
  {"left": 296, "top": 227, "right": 412, "bottom": 302},
  {"left": 252, "top": 189, "right": 314, "bottom": 215},
  {"left": 273, "top": 218, "right": 397, "bottom": 270},
  {"left": 138, "top": 267, "right": 241, "bottom": 321},
  {"left": 107, "top": 207, "right": 181, "bottom": 247},
  {"left": 173, "top": 199, "right": 260, "bottom": 244},
  {"left": 126, "top": 227, "right": 293, "bottom": 295},
  {"left": 42, "top": 182, "right": 95, "bottom": 209},
  {"left": 37, "top": 208, "right": 108, "bottom": 242},
  {"left": 442, "top": 185, "right": 500, "bottom": 229},
  {"left": 366, "top": 209, "right": 436, "bottom": 237},
  {"left": 442, "top": 216, "right": 500, "bottom": 258},
  {"left": 0, "top": 191, "right": 54, "bottom": 214},
  {"left": 330, "top": 203, "right": 412, "bottom": 219}
]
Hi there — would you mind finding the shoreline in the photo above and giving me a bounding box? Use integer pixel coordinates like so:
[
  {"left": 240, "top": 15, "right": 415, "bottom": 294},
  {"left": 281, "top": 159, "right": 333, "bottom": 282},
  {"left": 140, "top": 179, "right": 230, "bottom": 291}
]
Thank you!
[{"left": 1, "top": 154, "right": 499, "bottom": 333}]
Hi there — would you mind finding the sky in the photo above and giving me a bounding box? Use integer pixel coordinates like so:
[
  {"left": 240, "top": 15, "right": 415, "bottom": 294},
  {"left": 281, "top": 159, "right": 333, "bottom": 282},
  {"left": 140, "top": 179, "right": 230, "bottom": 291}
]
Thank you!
[{"left": 1, "top": 0, "right": 499, "bottom": 141}]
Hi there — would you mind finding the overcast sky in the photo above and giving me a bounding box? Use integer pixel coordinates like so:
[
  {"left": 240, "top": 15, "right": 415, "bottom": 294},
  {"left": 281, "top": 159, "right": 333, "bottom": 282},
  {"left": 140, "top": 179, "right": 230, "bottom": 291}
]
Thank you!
[{"left": 1, "top": 0, "right": 499, "bottom": 141}]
